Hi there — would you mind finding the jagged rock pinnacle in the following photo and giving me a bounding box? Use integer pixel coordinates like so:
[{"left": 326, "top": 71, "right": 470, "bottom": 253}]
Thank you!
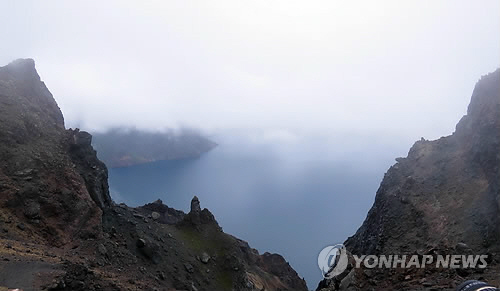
[{"left": 190, "top": 196, "right": 201, "bottom": 213}]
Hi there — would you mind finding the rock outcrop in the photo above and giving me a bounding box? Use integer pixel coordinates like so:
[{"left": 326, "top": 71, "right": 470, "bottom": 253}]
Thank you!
[
  {"left": 68, "top": 129, "right": 112, "bottom": 210},
  {"left": 0, "top": 59, "right": 307, "bottom": 291},
  {"left": 104, "top": 197, "right": 308, "bottom": 291},
  {"left": 0, "top": 59, "right": 112, "bottom": 246},
  {"left": 318, "top": 69, "right": 500, "bottom": 290}
]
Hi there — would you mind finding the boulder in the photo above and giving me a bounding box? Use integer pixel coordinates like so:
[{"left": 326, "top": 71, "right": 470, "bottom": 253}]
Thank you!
[
  {"left": 200, "top": 252, "right": 210, "bottom": 264},
  {"left": 151, "top": 212, "right": 160, "bottom": 220}
]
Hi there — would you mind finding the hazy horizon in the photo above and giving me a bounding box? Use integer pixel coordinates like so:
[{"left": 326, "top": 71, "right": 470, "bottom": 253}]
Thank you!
[
  {"left": 1, "top": 0, "right": 499, "bottom": 144},
  {"left": 1, "top": 1, "right": 500, "bottom": 288}
]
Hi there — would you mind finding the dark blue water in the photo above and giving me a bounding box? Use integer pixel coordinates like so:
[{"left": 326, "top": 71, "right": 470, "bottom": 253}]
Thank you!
[{"left": 108, "top": 135, "right": 402, "bottom": 288}]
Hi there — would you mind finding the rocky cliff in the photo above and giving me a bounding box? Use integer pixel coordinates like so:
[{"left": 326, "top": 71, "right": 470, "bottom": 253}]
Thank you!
[
  {"left": 318, "top": 69, "right": 500, "bottom": 291},
  {"left": 0, "top": 59, "right": 307, "bottom": 291},
  {"left": 0, "top": 59, "right": 112, "bottom": 246}
]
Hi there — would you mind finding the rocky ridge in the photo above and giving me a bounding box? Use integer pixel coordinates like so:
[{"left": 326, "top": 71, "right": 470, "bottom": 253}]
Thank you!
[
  {"left": 0, "top": 59, "right": 307, "bottom": 291},
  {"left": 318, "top": 69, "right": 500, "bottom": 290}
]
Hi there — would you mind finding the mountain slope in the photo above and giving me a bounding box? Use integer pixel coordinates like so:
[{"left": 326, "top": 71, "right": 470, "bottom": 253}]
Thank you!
[
  {"left": 318, "top": 69, "right": 500, "bottom": 291},
  {"left": 0, "top": 59, "right": 307, "bottom": 291},
  {"left": 0, "top": 58, "right": 111, "bottom": 246}
]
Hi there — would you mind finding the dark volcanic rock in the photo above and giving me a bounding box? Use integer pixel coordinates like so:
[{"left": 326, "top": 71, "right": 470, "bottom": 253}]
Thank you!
[
  {"left": 181, "top": 196, "right": 218, "bottom": 226},
  {"left": 0, "top": 59, "right": 307, "bottom": 291},
  {"left": 68, "top": 128, "right": 112, "bottom": 209},
  {"left": 318, "top": 70, "right": 500, "bottom": 290},
  {"left": 345, "top": 69, "right": 500, "bottom": 256},
  {"left": 0, "top": 59, "right": 111, "bottom": 245},
  {"left": 191, "top": 195, "right": 201, "bottom": 212},
  {"left": 138, "top": 199, "right": 185, "bottom": 224},
  {"left": 259, "top": 252, "right": 309, "bottom": 290},
  {"left": 103, "top": 198, "right": 308, "bottom": 291}
]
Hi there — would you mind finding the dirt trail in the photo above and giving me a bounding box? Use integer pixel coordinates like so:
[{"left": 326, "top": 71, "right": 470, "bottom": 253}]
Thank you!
[{"left": 0, "top": 258, "right": 62, "bottom": 291}]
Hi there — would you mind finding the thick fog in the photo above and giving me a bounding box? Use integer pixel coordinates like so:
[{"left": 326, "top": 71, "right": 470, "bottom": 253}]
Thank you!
[
  {"left": 1, "top": 1, "right": 499, "bottom": 287},
  {"left": 1, "top": 0, "right": 499, "bottom": 141}
]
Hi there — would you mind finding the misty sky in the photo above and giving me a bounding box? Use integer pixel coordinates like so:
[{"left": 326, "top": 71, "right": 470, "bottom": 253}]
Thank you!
[
  {"left": 1, "top": 1, "right": 500, "bottom": 287},
  {"left": 1, "top": 0, "right": 499, "bottom": 142}
]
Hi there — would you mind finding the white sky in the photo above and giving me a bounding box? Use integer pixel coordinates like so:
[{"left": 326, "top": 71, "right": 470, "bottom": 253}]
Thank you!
[{"left": 1, "top": 0, "right": 499, "bottom": 140}]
